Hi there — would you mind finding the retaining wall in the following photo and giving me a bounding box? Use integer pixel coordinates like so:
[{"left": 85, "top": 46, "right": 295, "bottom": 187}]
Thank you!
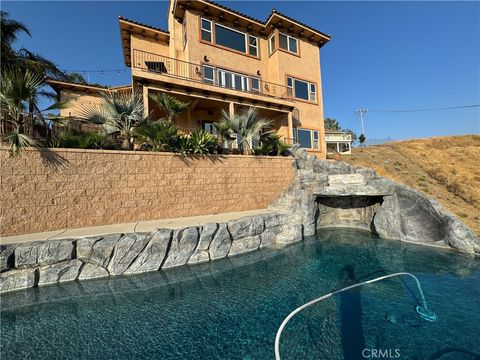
[
  {"left": 0, "top": 212, "right": 303, "bottom": 292},
  {"left": 0, "top": 148, "right": 295, "bottom": 236}
]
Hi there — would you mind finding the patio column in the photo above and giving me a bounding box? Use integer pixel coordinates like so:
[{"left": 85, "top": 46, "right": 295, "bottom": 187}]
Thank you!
[
  {"left": 229, "top": 102, "right": 235, "bottom": 117},
  {"left": 142, "top": 85, "right": 149, "bottom": 118},
  {"left": 287, "top": 112, "right": 293, "bottom": 142},
  {"left": 336, "top": 142, "right": 340, "bottom": 152}
]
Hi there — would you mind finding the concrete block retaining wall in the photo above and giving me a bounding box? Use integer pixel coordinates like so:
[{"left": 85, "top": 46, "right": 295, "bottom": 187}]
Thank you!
[
  {"left": 0, "top": 148, "right": 295, "bottom": 236},
  {"left": 0, "top": 212, "right": 303, "bottom": 293}
]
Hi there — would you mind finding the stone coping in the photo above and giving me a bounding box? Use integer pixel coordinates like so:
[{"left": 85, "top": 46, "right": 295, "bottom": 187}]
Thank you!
[
  {"left": 0, "top": 209, "right": 273, "bottom": 245},
  {"left": 0, "top": 146, "right": 293, "bottom": 160}
]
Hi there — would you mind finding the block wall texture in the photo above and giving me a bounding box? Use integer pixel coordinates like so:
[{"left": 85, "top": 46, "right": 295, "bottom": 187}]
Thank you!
[{"left": 0, "top": 148, "right": 295, "bottom": 236}]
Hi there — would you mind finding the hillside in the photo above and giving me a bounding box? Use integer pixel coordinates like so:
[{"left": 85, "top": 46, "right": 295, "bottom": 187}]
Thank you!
[{"left": 344, "top": 135, "right": 480, "bottom": 236}]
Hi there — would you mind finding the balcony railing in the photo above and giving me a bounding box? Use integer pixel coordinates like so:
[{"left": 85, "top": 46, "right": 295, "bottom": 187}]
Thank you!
[
  {"left": 132, "top": 49, "right": 292, "bottom": 101},
  {"left": 325, "top": 133, "right": 352, "bottom": 142}
]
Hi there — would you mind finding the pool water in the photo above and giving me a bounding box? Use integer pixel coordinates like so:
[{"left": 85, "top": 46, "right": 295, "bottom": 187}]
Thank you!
[{"left": 1, "top": 228, "right": 479, "bottom": 359}]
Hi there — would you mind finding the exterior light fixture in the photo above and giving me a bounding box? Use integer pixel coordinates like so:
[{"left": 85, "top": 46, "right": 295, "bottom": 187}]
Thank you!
[{"left": 204, "top": 55, "right": 209, "bottom": 62}]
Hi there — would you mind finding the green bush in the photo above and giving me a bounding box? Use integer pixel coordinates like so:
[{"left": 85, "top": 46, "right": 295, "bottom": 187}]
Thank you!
[
  {"left": 135, "top": 121, "right": 179, "bottom": 152},
  {"left": 254, "top": 133, "right": 291, "bottom": 156},
  {"left": 189, "top": 129, "right": 217, "bottom": 154},
  {"left": 54, "top": 132, "right": 117, "bottom": 150},
  {"left": 174, "top": 135, "right": 193, "bottom": 155}
]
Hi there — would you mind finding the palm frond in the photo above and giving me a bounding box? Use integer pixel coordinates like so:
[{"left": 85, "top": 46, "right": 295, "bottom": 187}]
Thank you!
[
  {"left": 148, "top": 92, "right": 189, "bottom": 122},
  {"left": 4, "top": 130, "right": 38, "bottom": 156}
]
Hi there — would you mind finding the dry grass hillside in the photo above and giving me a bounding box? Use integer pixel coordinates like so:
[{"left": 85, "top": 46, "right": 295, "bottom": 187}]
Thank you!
[{"left": 344, "top": 135, "right": 480, "bottom": 236}]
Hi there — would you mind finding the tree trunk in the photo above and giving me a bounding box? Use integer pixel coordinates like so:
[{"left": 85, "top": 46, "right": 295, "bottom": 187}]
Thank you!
[{"left": 121, "top": 138, "right": 131, "bottom": 150}]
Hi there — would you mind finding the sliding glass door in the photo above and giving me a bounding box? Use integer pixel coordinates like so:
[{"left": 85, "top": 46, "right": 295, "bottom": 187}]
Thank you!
[{"left": 217, "top": 68, "right": 249, "bottom": 91}]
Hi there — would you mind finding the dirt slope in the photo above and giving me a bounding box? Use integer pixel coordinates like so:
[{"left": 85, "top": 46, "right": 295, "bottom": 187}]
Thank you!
[{"left": 344, "top": 135, "right": 480, "bottom": 236}]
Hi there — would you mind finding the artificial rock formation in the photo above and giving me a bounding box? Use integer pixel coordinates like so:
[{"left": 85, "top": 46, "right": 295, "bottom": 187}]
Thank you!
[
  {"left": 270, "top": 147, "right": 480, "bottom": 255},
  {"left": 0, "top": 212, "right": 298, "bottom": 292}
]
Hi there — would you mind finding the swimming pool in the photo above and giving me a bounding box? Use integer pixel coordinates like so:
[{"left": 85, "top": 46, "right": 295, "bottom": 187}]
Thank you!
[{"left": 2, "top": 228, "right": 479, "bottom": 359}]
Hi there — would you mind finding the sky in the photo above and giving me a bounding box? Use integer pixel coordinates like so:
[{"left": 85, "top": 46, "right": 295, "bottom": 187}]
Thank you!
[{"left": 3, "top": 1, "right": 479, "bottom": 142}]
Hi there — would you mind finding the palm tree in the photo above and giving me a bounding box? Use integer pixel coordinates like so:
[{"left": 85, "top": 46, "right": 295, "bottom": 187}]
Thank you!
[
  {"left": 324, "top": 117, "right": 340, "bottom": 130},
  {"left": 1, "top": 12, "right": 85, "bottom": 83},
  {"left": 214, "top": 119, "right": 233, "bottom": 150},
  {"left": 135, "top": 121, "right": 179, "bottom": 152},
  {"left": 1, "top": 11, "right": 30, "bottom": 60},
  {"left": 258, "top": 133, "right": 291, "bottom": 156},
  {"left": 0, "top": 68, "right": 64, "bottom": 154},
  {"left": 220, "top": 107, "right": 271, "bottom": 155},
  {"left": 148, "top": 92, "right": 189, "bottom": 123},
  {"left": 81, "top": 90, "right": 147, "bottom": 150}
]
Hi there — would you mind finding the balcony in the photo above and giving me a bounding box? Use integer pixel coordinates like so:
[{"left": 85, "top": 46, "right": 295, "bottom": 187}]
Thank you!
[
  {"left": 132, "top": 49, "right": 292, "bottom": 102},
  {"left": 325, "top": 133, "right": 352, "bottom": 142}
]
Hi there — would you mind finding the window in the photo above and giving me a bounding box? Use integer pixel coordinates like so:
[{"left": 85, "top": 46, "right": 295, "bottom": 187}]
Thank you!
[
  {"left": 296, "top": 129, "right": 312, "bottom": 149},
  {"left": 201, "top": 17, "right": 259, "bottom": 57},
  {"left": 203, "top": 65, "right": 214, "bottom": 84},
  {"left": 201, "top": 18, "right": 212, "bottom": 42},
  {"left": 313, "top": 130, "right": 319, "bottom": 149},
  {"left": 294, "top": 79, "right": 309, "bottom": 100},
  {"left": 251, "top": 77, "right": 260, "bottom": 92},
  {"left": 287, "top": 77, "right": 293, "bottom": 97},
  {"left": 248, "top": 35, "right": 258, "bottom": 57},
  {"left": 268, "top": 33, "right": 275, "bottom": 55},
  {"left": 279, "top": 32, "right": 298, "bottom": 54},
  {"left": 215, "top": 23, "right": 246, "bottom": 53},
  {"left": 217, "top": 68, "right": 249, "bottom": 91},
  {"left": 287, "top": 76, "right": 317, "bottom": 102},
  {"left": 203, "top": 122, "right": 217, "bottom": 135},
  {"left": 310, "top": 83, "right": 316, "bottom": 102},
  {"left": 288, "top": 37, "right": 298, "bottom": 53},
  {"left": 295, "top": 128, "right": 320, "bottom": 149}
]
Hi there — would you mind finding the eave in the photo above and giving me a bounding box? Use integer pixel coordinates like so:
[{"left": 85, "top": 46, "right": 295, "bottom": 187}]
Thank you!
[
  {"left": 173, "top": 0, "right": 267, "bottom": 36},
  {"left": 265, "top": 11, "right": 331, "bottom": 47},
  {"left": 47, "top": 79, "right": 131, "bottom": 94},
  {"left": 119, "top": 16, "right": 170, "bottom": 67}
]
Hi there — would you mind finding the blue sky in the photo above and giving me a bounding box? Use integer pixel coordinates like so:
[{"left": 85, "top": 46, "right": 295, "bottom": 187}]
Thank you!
[{"left": 4, "top": 1, "right": 479, "bottom": 141}]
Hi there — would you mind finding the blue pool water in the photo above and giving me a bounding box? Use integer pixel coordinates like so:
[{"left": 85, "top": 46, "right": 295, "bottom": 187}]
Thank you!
[{"left": 1, "top": 228, "right": 479, "bottom": 359}]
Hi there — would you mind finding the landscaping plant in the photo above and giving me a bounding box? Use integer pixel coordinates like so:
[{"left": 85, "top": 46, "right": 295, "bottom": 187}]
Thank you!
[
  {"left": 219, "top": 107, "right": 271, "bottom": 155},
  {"left": 148, "top": 92, "right": 189, "bottom": 123},
  {"left": 189, "top": 128, "right": 217, "bottom": 154},
  {"left": 135, "top": 121, "right": 179, "bottom": 152},
  {"left": 82, "top": 89, "right": 147, "bottom": 150}
]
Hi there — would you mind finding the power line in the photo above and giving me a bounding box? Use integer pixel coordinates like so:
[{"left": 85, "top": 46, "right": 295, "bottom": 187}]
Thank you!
[
  {"left": 62, "top": 68, "right": 128, "bottom": 74},
  {"left": 368, "top": 104, "right": 480, "bottom": 113}
]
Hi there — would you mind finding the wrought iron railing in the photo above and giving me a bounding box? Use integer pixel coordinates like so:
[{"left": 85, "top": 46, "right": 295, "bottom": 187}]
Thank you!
[{"left": 132, "top": 49, "right": 292, "bottom": 101}]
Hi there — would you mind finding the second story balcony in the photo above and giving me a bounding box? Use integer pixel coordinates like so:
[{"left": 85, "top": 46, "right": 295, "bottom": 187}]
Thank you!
[
  {"left": 132, "top": 49, "right": 292, "bottom": 103},
  {"left": 325, "top": 133, "right": 353, "bottom": 142}
]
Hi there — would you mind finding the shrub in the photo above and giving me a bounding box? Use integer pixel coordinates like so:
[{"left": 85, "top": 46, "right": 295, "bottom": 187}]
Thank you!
[
  {"left": 189, "top": 129, "right": 217, "bottom": 154},
  {"left": 135, "top": 121, "right": 179, "bottom": 152},
  {"left": 174, "top": 135, "right": 193, "bottom": 155},
  {"left": 255, "top": 133, "right": 291, "bottom": 156},
  {"left": 54, "top": 132, "right": 117, "bottom": 150}
]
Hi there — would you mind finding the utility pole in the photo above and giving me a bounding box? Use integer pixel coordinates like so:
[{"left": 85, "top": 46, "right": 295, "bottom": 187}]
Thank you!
[
  {"left": 355, "top": 109, "right": 368, "bottom": 135},
  {"left": 355, "top": 109, "right": 368, "bottom": 147}
]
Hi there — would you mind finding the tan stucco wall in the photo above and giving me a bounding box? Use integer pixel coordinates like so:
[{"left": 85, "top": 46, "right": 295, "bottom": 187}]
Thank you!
[
  {"left": 130, "top": 33, "right": 170, "bottom": 63},
  {"left": 0, "top": 148, "right": 294, "bottom": 236},
  {"left": 59, "top": 89, "right": 104, "bottom": 118},
  {"left": 145, "top": 8, "right": 326, "bottom": 158}
]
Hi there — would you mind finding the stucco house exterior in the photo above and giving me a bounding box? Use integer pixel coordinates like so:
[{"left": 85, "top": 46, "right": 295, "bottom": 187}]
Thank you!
[
  {"left": 325, "top": 129, "right": 353, "bottom": 156},
  {"left": 50, "top": 0, "right": 331, "bottom": 157}
]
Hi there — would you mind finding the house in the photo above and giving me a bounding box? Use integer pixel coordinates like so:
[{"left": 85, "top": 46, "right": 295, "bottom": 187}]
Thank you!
[
  {"left": 325, "top": 129, "right": 353, "bottom": 156},
  {"left": 50, "top": 0, "right": 331, "bottom": 157}
]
